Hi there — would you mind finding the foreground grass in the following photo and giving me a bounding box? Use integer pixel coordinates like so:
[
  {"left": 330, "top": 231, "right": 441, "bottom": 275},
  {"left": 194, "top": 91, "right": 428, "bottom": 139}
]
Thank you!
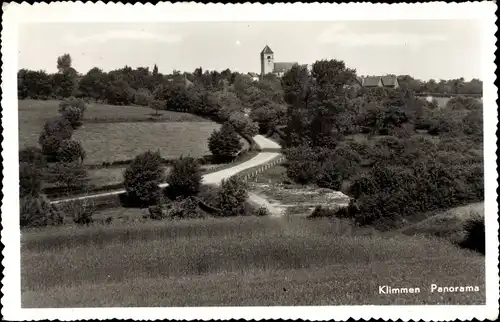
[
  {"left": 18, "top": 99, "right": 206, "bottom": 148},
  {"left": 22, "top": 216, "right": 485, "bottom": 306}
]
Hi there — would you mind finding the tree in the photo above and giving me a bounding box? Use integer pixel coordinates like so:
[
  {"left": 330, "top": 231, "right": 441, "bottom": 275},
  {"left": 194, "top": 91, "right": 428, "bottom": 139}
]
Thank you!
[
  {"left": 153, "top": 64, "right": 159, "bottom": 76},
  {"left": 208, "top": 123, "right": 243, "bottom": 162},
  {"left": 134, "top": 88, "right": 153, "bottom": 106},
  {"left": 46, "top": 161, "right": 89, "bottom": 195},
  {"left": 123, "top": 151, "right": 164, "bottom": 206},
  {"left": 166, "top": 157, "right": 202, "bottom": 198},
  {"left": 18, "top": 69, "right": 53, "bottom": 99},
  {"left": 78, "top": 67, "right": 108, "bottom": 102},
  {"left": 218, "top": 177, "right": 248, "bottom": 217},
  {"left": 57, "top": 53, "right": 72, "bottom": 73}
]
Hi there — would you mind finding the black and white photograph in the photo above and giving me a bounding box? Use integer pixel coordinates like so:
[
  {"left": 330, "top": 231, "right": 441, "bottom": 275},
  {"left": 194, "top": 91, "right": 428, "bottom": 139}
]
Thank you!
[{"left": 1, "top": 2, "right": 498, "bottom": 321}]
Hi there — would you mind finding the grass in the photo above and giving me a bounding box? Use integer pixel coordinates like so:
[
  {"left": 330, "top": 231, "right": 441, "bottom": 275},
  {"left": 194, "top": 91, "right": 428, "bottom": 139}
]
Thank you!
[
  {"left": 21, "top": 215, "right": 485, "bottom": 306},
  {"left": 73, "top": 122, "right": 221, "bottom": 164},
  {"left": 18, "top": 99, "right": 207, "bottom": 148}
]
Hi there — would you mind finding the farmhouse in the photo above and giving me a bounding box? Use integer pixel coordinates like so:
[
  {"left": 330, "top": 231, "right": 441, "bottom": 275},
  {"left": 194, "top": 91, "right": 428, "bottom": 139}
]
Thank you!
[
  {"left": 260, "top": 45, "right": 299, "bottom": 79},
  {"left": 356, "top": 75, "right": 400, "bottom": 89}
]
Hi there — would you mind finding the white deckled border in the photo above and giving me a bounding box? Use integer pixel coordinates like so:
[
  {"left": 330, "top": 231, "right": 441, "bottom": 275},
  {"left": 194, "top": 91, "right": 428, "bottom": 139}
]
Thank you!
[{"left": 1, "top": 2, "right": 498, "bottom": 321}]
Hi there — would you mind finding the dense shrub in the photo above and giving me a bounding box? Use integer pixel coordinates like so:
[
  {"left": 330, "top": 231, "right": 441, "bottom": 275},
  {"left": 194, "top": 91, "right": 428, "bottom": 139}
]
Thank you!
[
  {"left": 218, "top": 177, "right": 248, "bottom": 217},
  {"left": 20, "top": 195, "right": 64, "bottom": 228},
  {"left": 346, "top": 160, "right": 484, "bottom": 228},
  {"left": 57, "top": 139, "right": 86, "bottom": 163},
  {"left": 123, "top": 151, "right": 164, "bottom": 207},
  {"left": 446, "top": 95, "right": 482, "bottom": 111},
  {"left": 459, "top": 215, "right": 485, "bottom": 255},
  {"left": 58, "top": 97, "right": 86, "bottom": 128},
  {"left": 208, "top": 122, "right": 243, "bottom": 162},
  {"left": 166, "top": 157, "right": 202, "bottom": 199}
]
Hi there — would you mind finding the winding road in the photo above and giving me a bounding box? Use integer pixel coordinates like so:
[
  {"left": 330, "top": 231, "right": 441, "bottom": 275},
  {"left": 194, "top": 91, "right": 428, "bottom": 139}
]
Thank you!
[{"left": 51, "top": 135, "right": 283, "bottom": 205}]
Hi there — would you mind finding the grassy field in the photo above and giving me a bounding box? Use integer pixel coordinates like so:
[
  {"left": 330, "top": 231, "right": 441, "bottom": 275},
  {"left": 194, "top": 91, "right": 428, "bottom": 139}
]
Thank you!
[
  {"left": 73, "top": 122, "right": 221, "bottom": 164},
  {"left": 21, "top": 215, "right": 485, "bottom": 307},
  {"left": 18, "top": 99, "right": 207, "bottom": 148}
]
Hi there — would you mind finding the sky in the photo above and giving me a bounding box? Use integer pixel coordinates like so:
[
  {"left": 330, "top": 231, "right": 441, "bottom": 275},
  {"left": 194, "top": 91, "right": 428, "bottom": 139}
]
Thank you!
[{"left": 18, "top": 20, "right": 483, "bottom": 81}]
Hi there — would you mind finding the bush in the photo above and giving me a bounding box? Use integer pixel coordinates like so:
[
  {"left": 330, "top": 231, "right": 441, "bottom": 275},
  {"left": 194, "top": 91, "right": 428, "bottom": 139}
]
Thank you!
[
  {"left": 208, "top": 122, "right": 243, "bottom": 162},
  {"left": 218, "top": 177, "right": 248, "bottom": 216},
  {"left": 316, "top": 167, "right": 343, "bottom": 190},
  {"left": 59, "top": 97, "right": 86, "bottom": 128},
  {"left": 257, "top": 206, "right": 270, "bottom": 216},
  {"left": 459, "top": 215, "right": 485, "bottom": 255},
  {"left": 166, "top": 157, "right": 202, "bottom": 199},
  {"left": 20, "top": 195, "right": 64, "bottom": 228},
  {"left": 59, "top": 198, "right": 96, "bottom": 226},
  {"left": 38, "top": 118, "right": 74, "bottom": 158},
  {"left": 167, "top": 197, "right": 204, "bottom": 219},
  {"left": 57, "top": 139, "right": 86, "bottom": 163},
  {"left": 123, "top": 151, "right": 164, "bottom": 207}
]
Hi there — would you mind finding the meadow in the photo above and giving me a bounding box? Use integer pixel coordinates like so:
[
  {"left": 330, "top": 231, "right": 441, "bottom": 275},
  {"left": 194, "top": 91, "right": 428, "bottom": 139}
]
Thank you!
[
  {"left": 21, "top": 215, "right": 485, "bottom": 307},
  {"left": 18, "top": 99, "right": 207, "bottom": 148},
  {"left": 73, "top": 122, "right": 221, "bottom": 164}
]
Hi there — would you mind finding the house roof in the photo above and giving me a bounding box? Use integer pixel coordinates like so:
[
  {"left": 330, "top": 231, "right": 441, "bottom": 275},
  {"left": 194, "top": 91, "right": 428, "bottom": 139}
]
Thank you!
[
  {"left": 248, "top": 72, "right": 259, "bottom": 78},
  {"left": 273, "top": 62, "right": 297, "bottom": 73},
  {"left": 261, "top": 45, "right": 274, "bottom": 55},
  {"left": 362, "top": 76, "right": 381, "bottom": 87},
  {"left": 380, "top": 75, "right": 398, "bottom": 87}
]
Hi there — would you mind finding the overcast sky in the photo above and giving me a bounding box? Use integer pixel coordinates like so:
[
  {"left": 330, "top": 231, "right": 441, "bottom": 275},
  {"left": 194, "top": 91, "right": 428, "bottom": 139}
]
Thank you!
[{"left": 18, "top": 20, "right": 482, "bottom": 81}]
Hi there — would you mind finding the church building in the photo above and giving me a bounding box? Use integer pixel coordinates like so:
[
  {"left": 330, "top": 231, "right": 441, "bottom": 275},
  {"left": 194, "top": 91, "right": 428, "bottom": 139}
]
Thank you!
[{"left": 260, "top": 45, "right": 298, "bottom": 79}]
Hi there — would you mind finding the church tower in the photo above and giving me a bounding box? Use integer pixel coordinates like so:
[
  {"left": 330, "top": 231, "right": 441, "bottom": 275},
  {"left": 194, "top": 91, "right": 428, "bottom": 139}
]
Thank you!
[{"left": 260, "top": 45, "right": 274, "bottom": 79}]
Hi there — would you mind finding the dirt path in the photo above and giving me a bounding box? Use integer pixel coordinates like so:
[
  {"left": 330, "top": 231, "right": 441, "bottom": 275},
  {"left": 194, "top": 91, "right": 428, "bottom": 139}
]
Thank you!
[{"left": 51, "top": 135, "right": 283, "bottom": 204}]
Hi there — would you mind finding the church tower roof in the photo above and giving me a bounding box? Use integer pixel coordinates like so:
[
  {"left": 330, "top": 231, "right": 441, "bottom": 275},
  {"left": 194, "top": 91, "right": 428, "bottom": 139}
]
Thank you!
[{"left": 261, "top": 45, "right": 274, "bottom": 55}]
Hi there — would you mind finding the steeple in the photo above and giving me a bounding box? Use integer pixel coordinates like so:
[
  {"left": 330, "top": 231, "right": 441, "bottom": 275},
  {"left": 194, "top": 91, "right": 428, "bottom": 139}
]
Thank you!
[{"left": 261, "top": 45, "right": 274, "bottom": 55}]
